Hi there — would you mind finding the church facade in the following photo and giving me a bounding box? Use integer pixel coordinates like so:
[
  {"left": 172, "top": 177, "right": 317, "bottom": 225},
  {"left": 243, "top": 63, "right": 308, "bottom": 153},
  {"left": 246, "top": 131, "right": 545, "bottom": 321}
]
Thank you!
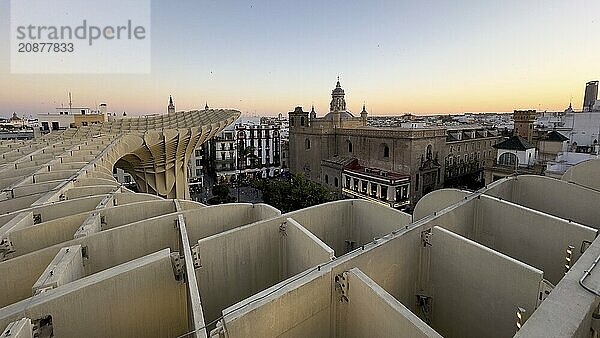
[{"left": 288, "top": 79, "right": 446, "bottom": 207}]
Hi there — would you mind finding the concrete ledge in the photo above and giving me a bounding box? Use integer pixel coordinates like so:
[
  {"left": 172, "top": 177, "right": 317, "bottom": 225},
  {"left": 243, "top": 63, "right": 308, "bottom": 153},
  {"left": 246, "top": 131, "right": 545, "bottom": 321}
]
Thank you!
[
  {"left": 32, "top": 245, "right": 84, "bottom": 296},
  {"left": 1, "top": 318, "right": 32, "bottom": 338}
]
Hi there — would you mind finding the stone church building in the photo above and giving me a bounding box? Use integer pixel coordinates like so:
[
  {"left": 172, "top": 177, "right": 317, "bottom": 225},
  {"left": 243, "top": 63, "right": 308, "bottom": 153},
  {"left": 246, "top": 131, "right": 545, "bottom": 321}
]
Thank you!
[{"left": 288, "top": 79, "right": 446, "bottom": 207}]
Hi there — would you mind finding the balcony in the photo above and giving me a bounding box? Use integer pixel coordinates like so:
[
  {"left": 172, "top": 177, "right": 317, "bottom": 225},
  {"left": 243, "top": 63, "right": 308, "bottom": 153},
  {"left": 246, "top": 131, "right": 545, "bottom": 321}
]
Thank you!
[{"left": 445, "top": 160, "right": 482, "bottom": 178}]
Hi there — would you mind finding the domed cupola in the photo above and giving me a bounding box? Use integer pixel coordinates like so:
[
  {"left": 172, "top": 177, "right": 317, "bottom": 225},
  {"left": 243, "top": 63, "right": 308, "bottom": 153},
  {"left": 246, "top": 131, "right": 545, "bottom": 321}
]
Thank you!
[{"left": 330, "top": 77, "right": 347, "bottom": 113}]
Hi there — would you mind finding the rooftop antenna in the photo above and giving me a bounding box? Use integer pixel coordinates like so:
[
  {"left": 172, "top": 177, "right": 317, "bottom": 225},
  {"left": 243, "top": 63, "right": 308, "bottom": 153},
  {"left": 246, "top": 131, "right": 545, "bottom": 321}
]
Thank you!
[{"left": 68, "top": 92, "right": 72, "bottom": 111}]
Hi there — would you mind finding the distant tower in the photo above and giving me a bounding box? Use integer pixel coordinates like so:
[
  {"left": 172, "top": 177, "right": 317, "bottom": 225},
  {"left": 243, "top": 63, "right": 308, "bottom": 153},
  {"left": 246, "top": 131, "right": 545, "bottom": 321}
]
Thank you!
[
  {"left": 99, "top": 103, "right": 108, "bottom": 116},
  {"left": 205, "top": 102, "right": 209, "bottom": 110},
  {"left": 310, "top": 105, "right": 316, "bottom": 119},
  {"left": 583, "top": 81, "right": 599, "bottom": 111},
  {"left": 360, "top": 103, "right": 368, "bottom": 126},
  {"left": 330, "top": 77, "right": 347, "bottom": 113},
  {"left": 330, "top": 77, "right": 346, "bottom": 128},
  {"left": 288, "top": 106, "right": 309, "bottom": 129},
  {"left": 513, "top": 110, "right": 536, "bottom": 142},
  {"left": 168, "top": 95, "right": 175, "bottom": 114}
]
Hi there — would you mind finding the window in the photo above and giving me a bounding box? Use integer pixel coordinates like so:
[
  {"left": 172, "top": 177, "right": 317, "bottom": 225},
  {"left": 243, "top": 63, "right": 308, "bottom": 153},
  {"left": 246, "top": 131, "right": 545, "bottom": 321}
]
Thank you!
[
  {"left": 381, "top": 143, "right": 390, "bottom": 159},
  {"left": 196, "top": 169, "right": 201, "bottom": 176},
  {"left": 353, "top": 178, "right": 359, "bottom": 191},
  {"left": 221, "top": 153, "right": 226, "bottom": 160},
  {"left": 196, "top": 159, "right": 201, "bottom": 166},
  {"left": 347, "top": 140, "right": 353, "bottom": 153},
  {"left": 345, "top": 176, "right": 351, "bottom": 188},
  {"left": 334, "top": 177, "right": 339, "bottom": 187},
  {"left": 361, "top": 180, "right": 368, "bottom": 194},
  {"left": 195, "top": 150, "right": 201, "bottom": 157},
  {"left": 301, "top": 116, "right": 305, "bottom": 126},
  {"left": 396, "top": 187, "right": 403, "bottom": 201},
  {"left": 371, "top": 183, "right": 378, "bottom": 197},
  {"left": 426, "top": 145, "right": 432, "bottom": 160},
  {"left": 381, "top": 186, "right": 388, "bottom": 201},
  {"left": 498, "top": 152, "right": 518, "bottom": 166},
  {"left": 305, "top": 138, "right": 311, "bottom": 150},
  {"left": 325, "top": 174, "right": 329, "bottom": 184}
]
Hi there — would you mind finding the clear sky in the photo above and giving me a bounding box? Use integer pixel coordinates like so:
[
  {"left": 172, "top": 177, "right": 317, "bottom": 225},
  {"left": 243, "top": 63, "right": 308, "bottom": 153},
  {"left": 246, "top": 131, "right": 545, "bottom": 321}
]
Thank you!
[{"left": 0, "top": 0, "right": 599, "bottom": 116}]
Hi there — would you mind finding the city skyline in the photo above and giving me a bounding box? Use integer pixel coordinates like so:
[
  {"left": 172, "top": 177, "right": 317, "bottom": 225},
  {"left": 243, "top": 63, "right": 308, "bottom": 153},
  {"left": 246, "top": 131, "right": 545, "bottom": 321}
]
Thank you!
[{"left": 1, "top": 1, "right": 599, "bottom": 116}]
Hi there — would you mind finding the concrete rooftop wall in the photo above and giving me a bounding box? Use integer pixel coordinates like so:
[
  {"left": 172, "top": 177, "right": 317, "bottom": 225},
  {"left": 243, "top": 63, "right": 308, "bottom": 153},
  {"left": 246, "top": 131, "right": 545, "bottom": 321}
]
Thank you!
[
  {"left": 429, "top": 226, "right": 542, "bottom": 338},
  {"left": 562, "top": 159, "right": 600, "bottom": 191},
  {"left": 285, "top": 201, "right": 352, "bottom": 255},
  {"left": 285, "top": 218, "right": 334, "bottom": 277},
  {"left": 413, "top": 188, "right": 470, "bottom": 221},
  {"left": 195, "top": 217, "right": 333, "bottom": 326},
  {"left": 0, "top": 212, "right": 181, "bottom": 307},
  {"left": 0, "top": 249, "right": 188, "bottom": 338},
  {"left": 219, "top": 271, "right": 331, "bottom": 338},
  {"left": 65, "top": 185, "right": 116, "bottom": 199},
  {"left": 8, "top": 212, "right": 88, "bottom": 256},
  {"left": 350, "top": 200, "right": 412, "bottom": 246},
  {"left": 516, "top": 227, "right": 600, "bottom": 337},
  {"left": 184, "top": 203, "right": 280, "bottom": 243},
  {"left": 475, "top": 195, "right": 597, "bottom": 284},
  {"left": 0, "top": 246, "right": 62, "bottom": 308},
  {"left": 423, "top": 198, "right": 477, "bottom": 239},
  {"left": 340, "top": 268, "right": 441, "bottom": 338},
  {"left": 102, "top": 200, "right": 177, "bottom": 230},
  {"left": 82, "top": 212, "right": 180, "bottom": 275},
  {"left": 486, "top": 175, "right": 600, "bottom": 229},
  {"left": 331, "top": 227, "right": 424, "bottom": 315},
  {"left": 285, "top": 200, "right": 411, "bottom": 256}
]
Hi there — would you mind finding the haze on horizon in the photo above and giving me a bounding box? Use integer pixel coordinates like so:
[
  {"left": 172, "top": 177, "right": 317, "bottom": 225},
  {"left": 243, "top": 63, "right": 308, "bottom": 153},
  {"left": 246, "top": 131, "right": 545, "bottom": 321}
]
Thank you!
[{"left": 0, "top": 0, "right": 599, "bottom": 117}]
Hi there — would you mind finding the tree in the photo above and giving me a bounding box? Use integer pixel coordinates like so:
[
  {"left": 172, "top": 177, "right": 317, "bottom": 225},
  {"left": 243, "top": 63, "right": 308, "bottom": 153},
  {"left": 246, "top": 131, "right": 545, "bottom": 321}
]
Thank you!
[
  {"left": 260, "top": 173, "right": 332, "bottom": 213},
  {"left": 208, "top": 184, "right": 235, "bottom": 205},
  {"left": 236, "top": 146, "right": 258, "bottom": 200}
]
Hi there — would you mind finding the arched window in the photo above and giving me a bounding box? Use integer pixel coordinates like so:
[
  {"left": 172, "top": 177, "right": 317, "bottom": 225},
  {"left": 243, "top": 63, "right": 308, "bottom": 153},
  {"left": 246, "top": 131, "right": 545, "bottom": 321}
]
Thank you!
[
  {"left": 325, "top": 174, "right": 329, "bottom": 184},
  {"left": 426, "top": 145, "right": 432, "bottom": 160},
  {"left": 498, "top": 152, "right": 518, "bottom": 166},
  {"left": 301, "top": 117, "right": 305, "bottom": 126},
  {"left": 347, "top": 140, "right": 353, "bottom": 153},
  {"left": 305, "top": 138, "right": 311, "bottom": 150},
  {"left": 334, "top": 177, "right": 339, "bottom": 187},
  {"left": 381, "top": 143, "right": 390, "bottom": 159}
]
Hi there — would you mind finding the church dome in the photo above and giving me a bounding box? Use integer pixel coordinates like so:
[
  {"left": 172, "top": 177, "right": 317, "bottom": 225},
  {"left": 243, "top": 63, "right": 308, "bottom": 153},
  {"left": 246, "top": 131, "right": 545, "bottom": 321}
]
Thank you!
[{"left": 323, "top": 111, "right": 355, "bottom": 120}]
